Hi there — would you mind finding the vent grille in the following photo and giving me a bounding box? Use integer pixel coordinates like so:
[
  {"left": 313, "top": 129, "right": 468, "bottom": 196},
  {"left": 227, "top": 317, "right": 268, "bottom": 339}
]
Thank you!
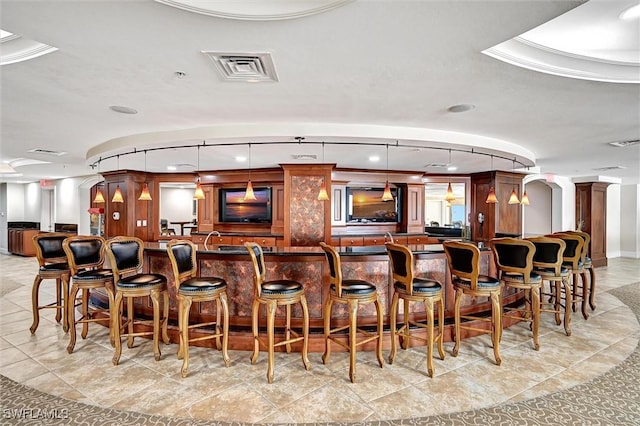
[
  {"left": 291, "top": 154, "right": 317, "bottom": 160},
  {"left": 202, "top": 52, "right": 278, "bottom": 82},
  {"left": 424, "top": 163, "right": 449, "bottom": 168},
  {"left": 609, "top": 140, "right": 640, "bottom": 147},
  {"left": 27, "top": 148, "right": 66, "bottom": 156},
  {"left": 592, "top": 166, "right": 626, "bottom": 171}
]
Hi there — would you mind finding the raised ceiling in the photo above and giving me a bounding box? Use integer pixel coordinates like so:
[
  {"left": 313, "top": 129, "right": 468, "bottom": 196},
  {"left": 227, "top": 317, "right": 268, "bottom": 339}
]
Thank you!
[{"left": 0, "top": 0, "right": 638, "bottom": 184}]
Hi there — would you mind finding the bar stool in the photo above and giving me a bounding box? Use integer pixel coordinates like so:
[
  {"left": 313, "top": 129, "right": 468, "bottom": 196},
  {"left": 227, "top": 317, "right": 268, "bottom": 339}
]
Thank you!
[
  {"left": 105, "top": 236, "right": 170, "bottom": 365},
  {"left": 443, "top": 241, "right": 502, "bottom": 365},
  {"left": 320, "top": 242, "right": 384, "bottom": 383},
  {"left": 549, "top": 233, "right": 588, "bottom": 320},
  {"left": 386, "top": 242, "right": 444, "bottom": 377},
  {"left": 30, "top": 233, "right": 71, "bottom": 334},
  {"left": 566, "top": 230, "right": 596, "bottom": 311},
  {"left": 62, "top": 236, "right": 115, "bottom": 354},
  {"left": 244, "top": 242, "right": 310, "bottom": 383},
  {"left": 527, "top": 236, "right": 572, "bottom": 336},
  {"left": 490, "top": 238, "right": 541, "bottom": 351},
  {"left": 166, "top": 239, "right": 230, "bottom": 377}
]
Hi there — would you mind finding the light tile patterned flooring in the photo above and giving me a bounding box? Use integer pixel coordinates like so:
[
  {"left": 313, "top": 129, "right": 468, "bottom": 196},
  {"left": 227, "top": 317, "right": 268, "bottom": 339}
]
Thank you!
[{"left": 0, "top": 254, "right": 638, "bottom": 423}]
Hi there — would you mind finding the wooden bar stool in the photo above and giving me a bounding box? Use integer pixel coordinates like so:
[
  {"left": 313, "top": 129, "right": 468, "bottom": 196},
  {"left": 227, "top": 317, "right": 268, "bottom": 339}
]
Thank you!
[
  {"left": 386, "top": 242, "right": 444, "bottom": 377},
  {"left": 244, "top": 242, "right": 310, "bottom": 383},
  {"left": 566, "top": 230, "right": 596, "bottom": 311},
  {"left": 30, "top": 233, "right": 71, "bottom": 334},
  {"left": 443, "top": 241, "right": 502, "bottom": 365},
  {"left": 166, "top": 239, "right": 230, "bottom": 377},
  {"left": 549, "top": 233, "right": 588, "bottom": 320},
  {"left": 527, "top": 236, "right": 572, "bottom": 336},
  {"left": 105, "top": 236, "right": 170, "bottom": 365},
  {"left": 62, "top": 236, "right": 115, "bottom": 354},
  {"left": 490, "top": 238, "right": 541, "bottom": 351},
  {"left": 320, "top": 242, "right": 384, "bottom": 383}
]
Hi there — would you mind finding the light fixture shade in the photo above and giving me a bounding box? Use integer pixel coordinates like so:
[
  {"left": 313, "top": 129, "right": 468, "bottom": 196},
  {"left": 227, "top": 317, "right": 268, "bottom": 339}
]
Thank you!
[
  {"left": 112, "top": 186, "right": 124, "bottom": 203},
  {"left": 193, "top": 180, "right": 205, "bottom": 200},
  {"left": 317, "top": 179, "right": 329, "bottom": 201},
  {"left": 521, "top": 191, "right": 530, "bottom": 205},
  {"left": 93, "top": 188, "right": 105, "bottom": 203},
  {"left": 486, "top": 187, "right": 498, "bottom": 203},
  {"left": 445, "top": 182, "right": 456, "bottom": 201},
  {"left": 508, "top": 188, "right": 520, "bottom": 204},
  {"left": 244, "top": 180, "right": 257, "bottom": 201},
  {"left": 138, "top": 183, "right": 152, "bottom": 201},
  {"left": 382, "top": 181, "right": 394, "bottom": 201}
]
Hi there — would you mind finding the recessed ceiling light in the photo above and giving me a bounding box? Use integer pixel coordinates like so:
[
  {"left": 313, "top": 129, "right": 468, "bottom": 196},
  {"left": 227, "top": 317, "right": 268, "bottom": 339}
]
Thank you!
[
  {"left": 109, "top": 105, "right": 138, "bottom": 114},
  {"left": 448, "top": 104, "right": 475, "bottom": 113},
  {"left": 235, "top": 156, "right": 247, "bottom": 162},
  {"left": 447, "top": 165, "right": 458, "bottom": 171},
  {"left": 620, "top": 4, "right": 640, "bottom": 20},
  {"left": 167, "top": 165, "right": 177, "bottom": 171},
  {"left": 369, "top": 155, "right": 380, "bottom": 162}
]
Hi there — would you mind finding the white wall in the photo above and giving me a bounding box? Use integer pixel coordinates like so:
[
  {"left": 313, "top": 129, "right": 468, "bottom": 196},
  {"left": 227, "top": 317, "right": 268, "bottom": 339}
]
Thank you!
[
  {"left": 619, "top": 184, "right": 639, "bottom": 258},
  {"left": 6, "top": 183, "right": 25, "bottom": 220},
  {"left": 606, "top": 184, "right": 621, "bottom": 258},
  {"left": 523, "top": 180, "right": 552, "bottom": 236}
]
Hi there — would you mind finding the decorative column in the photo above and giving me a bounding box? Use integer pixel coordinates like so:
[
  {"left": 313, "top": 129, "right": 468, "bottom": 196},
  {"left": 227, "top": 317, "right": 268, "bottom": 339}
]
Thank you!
[{"left": 575, "top": 182, "right": 610, "bottom": 267}]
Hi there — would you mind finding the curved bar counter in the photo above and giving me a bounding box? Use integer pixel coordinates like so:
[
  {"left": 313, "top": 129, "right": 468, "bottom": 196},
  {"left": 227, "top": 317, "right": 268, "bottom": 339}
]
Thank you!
[{"left": 94, "top": 243, "right": 524, "bottom": 352}]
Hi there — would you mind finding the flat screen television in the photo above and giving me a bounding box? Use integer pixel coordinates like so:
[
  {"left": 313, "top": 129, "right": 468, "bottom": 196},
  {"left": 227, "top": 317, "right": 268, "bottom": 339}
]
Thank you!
[
  {"left": 219, "top": 187, "right": 272, "bottom": 223},
  {"left": 347, "top": 187, "right": 401, "bottom": 223}
]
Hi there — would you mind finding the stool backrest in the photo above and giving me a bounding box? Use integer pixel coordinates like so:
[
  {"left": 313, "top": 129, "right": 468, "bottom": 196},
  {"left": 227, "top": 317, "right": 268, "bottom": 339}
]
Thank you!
[
  {"left": 565, "top": 230, "right": 590, "bottom": 262},
  {"left": 490, "top": 238, "right": 535, "bottom": 281},
  {"left": 244, "top": 242, "right": 266, "bottom": 297},
  {"left": 443, "top": 241, "right": 481, "bottom": 290},
  {"left": 547, "top": 233, "right": 583, "bottom": 269},
  {"left": 167, "top": 239, "right": 197, "bottom": 291},
  {"left": 319, "top": 242, "right": 344, "bottom": 297},
  {"left": 105, "top": 236, "right": 144, "bottom": 281},
  {"left": 32, "top": 233, "right": 68, "bottom": 266},
  {"left": 62, "top": 236, "right": 106, "bottom": 275},
  {"left": 385, "top": 242, "right": 417, "bottom": 294},
  {"left": 527, "top": 236, "right": 566, "bottom": 275}
]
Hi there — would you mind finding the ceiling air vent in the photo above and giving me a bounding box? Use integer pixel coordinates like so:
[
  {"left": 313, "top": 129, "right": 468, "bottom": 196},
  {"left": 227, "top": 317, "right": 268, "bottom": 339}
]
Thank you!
[
  {"left": 202, "top": 52, "right": 278, "bottom": 82},
  {"left": 592, "top": 166, "right": 626, "bottom": 171},
  {"left": 27, "top": 148, "right": 66, "bottom": 156},
  {"left": 291, "top": 154, "right": 317, "bottom": 160},
  {"left": 608, "top": 140, "right": 640, "bottom": 147},
  {"left": 424, "top": 163, "right": 449, "bottom": 168}
]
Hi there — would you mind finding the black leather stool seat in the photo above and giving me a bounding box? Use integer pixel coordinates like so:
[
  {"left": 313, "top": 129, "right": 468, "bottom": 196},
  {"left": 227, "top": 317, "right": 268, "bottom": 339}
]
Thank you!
[
  {"left": 40, "top": 263, "right": 69, "bottom": 272},
  {"left": 502, "top": 272, "right": 542, "bottom": 283},
  {"left": 74, "top": 268, "right": 113, "bottom": 281},
  {"left": 179, "top": 277, "right": 226, "bottom": 294},
  {"left": 454, "top": 275, "right": 500, "bottom": 289},
  {"left": 563, "top": 260, "right": 583, "bottom": 269},
  {"left": 117, "top": 273, "right": 166, "bottom": 289},
  {"left": 394, "top": 277, "right": 441, "bottom": 294},
  {"left": 261, "top": 280, "right": 303, "bottom": 295},
  {"left": 330, "top": 279, "right": 376, "bottom": 295}
]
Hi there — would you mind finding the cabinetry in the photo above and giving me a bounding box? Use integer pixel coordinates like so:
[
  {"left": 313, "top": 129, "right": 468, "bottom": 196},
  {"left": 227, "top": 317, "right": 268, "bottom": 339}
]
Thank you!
[
  {"left": 8, "top": 229, "right": 40, "bottom": 256},
  {"left": 470, "top": 171, "right": 523, "bottom": 242},
  {"left": 575, "top": 182, "right": 609, "bottom": 267}
]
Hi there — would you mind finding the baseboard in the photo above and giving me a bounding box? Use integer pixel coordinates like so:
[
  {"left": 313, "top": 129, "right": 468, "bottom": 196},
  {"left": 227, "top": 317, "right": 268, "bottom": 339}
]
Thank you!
[{"left": 620, "top": 250, "right": 640, "bottom": 259}]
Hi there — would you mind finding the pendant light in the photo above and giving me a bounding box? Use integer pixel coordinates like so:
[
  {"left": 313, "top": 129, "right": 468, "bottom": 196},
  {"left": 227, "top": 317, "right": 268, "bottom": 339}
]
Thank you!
[
  {"left": 244, "top": 143, "right": 257, "bottom": 201},
  {"left": 138, "top": 150, "right": 152, "bottom": 201},
  {"left": 93, "top": 158, "right": 105, "bottom": 203},
  {"left": 193, "top": 144, "right": 205, "bottom": 200},
  {"left": 382, "top": 143, "right": 394, "bottom": 202},
  {"left": 508, "top": 158, "right": 520, "bottom": 204},
  {"left": 445, "top": 149, "right": 456, "bottom": 202},
  {"left": 317, "top": 141, "right": 330, "bottom": 201},
  {"left": 485, "top": 155, "right": 498, "bottom": 204},
  {"left": 521, "top": 190, "right": 530, "bottom": 205},
  {"left": 112, "top": 155, "right": 124, "bottom": 203}
]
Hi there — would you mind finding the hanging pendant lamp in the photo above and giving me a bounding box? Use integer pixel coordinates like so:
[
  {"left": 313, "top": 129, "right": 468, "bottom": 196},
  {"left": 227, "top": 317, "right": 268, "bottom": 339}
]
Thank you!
[
  {"left": 93, "top": 159, "right": 105, "bottom": 203},
  {"left": 244, "top": 143, "right": 257, "bottom": 201},
  {"left": 112, "top": 155, "right": 124, "bottom": 203},
  {"left": 508, "top": 158, "right": 520, "bottom": 205},
  {"left": 485, "top": 155, "right": 498, "bottom": 204},
  {"left": 445, "top": 150, "right": 456, "bottom": 202},
  {"left": 138, "top": 150, "right": 152, "bottom": 201},
  {"left": 193, "top": 144, "right": 205, "bottom": 200},
  {"left": 521, "top": 191, "right": 530, "bottom": 205},
  {"left": 317, "top": 142, "right": 330, "bottom": 201},
  {"left": 382, "top": 143, "right": 394, "bottom": 201}
]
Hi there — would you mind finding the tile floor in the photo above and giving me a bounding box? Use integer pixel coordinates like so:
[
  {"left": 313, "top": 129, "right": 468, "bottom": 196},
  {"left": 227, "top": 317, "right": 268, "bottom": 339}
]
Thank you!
[{"left": 0, "top": 254, "right": 638, "bottom": 424}]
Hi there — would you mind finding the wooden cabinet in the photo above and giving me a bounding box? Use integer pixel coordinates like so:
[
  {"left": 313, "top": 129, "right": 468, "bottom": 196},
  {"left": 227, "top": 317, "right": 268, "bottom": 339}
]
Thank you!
[
  {"left": 254, "top": 237, "right": 276, "bottom": 247},
  {"left": 407, "top": 235, "right": 438, "bottom": 244},
  {"left": 405, "top": 184, "right": 425, "bottom": 233},
  {"left": 8, "top": 229, "right": 40, "bottom": 256},
  {"left": 232, "top": 236, "right": 253, "bottom": 245},
  {"left": 340, "top": 236, "right": 364, "bottom": 247},
  {"left": 197, "top": 184, "right": 215, "bottom": 233},
  {"left": 363, "top": 236, "right": 386, "bottom": 246},
  {"left": 575, "top": 182, "right": 610, "bottom": 267}
]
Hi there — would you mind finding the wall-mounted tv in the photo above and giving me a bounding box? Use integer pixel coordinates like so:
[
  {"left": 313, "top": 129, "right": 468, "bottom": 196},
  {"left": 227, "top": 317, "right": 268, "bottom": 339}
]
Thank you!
[
  {"left": 219, "top": 187, "right": 272, "bottom": 223},
  {"left": 347, "top": 187, "right": 401, "bottom": 223}
]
